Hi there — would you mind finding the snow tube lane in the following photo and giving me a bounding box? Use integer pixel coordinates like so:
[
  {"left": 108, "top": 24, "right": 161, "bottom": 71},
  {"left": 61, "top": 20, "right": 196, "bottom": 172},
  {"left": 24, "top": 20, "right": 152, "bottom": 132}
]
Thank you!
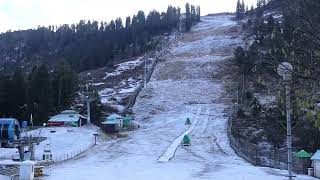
[{"left": 158, "top": 107, "right": 202, "bottom": 162}]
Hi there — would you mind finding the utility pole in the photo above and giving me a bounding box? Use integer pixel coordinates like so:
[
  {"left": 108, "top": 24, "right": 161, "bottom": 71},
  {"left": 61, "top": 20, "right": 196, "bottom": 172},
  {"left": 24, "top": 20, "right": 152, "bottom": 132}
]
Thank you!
[
  {"left": 278, "top": 62, "right": 294, "bottom": 180},
  {"left": 144, "top": 59, "right": 147, "bottom": 87},
  {"left": 285, "top": 82, "right": 293, "bottom": 180},
  {"left": 87, "top": 100, "right": 91, "bottom": 125},
  {"left": 30, "top": 113, "right": 33, "bottom": 130}
]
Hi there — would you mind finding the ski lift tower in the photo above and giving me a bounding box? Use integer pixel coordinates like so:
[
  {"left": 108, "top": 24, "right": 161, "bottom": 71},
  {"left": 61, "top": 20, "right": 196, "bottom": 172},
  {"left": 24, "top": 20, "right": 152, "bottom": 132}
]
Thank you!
[{"left": 83, "top": 84, "right": 97, "bottom": 125}]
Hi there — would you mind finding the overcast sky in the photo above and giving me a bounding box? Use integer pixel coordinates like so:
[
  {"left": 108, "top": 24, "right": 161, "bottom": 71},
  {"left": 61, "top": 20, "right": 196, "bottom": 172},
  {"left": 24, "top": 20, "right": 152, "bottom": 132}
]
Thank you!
[{"left": 0, "top": 0, "right": 257, "bottom": 32}]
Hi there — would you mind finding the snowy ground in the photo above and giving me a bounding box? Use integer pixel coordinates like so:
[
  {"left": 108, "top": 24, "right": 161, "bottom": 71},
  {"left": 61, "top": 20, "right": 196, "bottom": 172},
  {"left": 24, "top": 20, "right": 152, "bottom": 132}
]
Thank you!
[
  {"left": 98, "top": 57, "right": 145, "bottom": 111},
  {"left": 45, "top": 15, "right": 316, "bottom": 180},
  {"left": 0, "top": 126, "right": 98, "bottom": 161},
  {"left": 81, "top": 55, "right": 147, "bottom": 113}
]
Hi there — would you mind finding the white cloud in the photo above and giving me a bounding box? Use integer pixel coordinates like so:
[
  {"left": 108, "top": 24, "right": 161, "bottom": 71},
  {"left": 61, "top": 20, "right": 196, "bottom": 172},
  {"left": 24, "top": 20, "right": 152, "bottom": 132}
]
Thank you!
[{"left": 0, "top": 12, "right": 15, "bottom": 32}]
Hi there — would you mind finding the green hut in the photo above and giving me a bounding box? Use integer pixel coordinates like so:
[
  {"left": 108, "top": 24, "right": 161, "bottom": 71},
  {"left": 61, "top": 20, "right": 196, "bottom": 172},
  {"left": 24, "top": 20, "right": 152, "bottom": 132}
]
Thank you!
[
  {"left": 295, "top": 150, "right": 312, "bottom": 158},
  {"left": 295, "top": 150, "right": 312, "bottom": 174},
  {"left": 123, "top": 115, "right": 133, "bottom": 127},
  {"left": 181, "top": 135, "right": 191, "bottom": 146}
]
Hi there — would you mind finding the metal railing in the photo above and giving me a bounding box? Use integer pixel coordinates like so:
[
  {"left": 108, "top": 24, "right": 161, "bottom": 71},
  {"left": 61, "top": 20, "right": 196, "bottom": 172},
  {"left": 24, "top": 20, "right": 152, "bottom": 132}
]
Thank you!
[
  {"left": 40, "top": 142, "right": 95, "bottom": 165},
  {"left": 0, "top": 142, "right": 95, "bottom": 167}
]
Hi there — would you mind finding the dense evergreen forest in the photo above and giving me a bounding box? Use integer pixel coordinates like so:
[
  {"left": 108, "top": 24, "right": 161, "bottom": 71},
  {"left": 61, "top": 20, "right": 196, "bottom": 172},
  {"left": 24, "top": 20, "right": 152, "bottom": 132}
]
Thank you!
[
  {"left": 234, "top": 0, "right": 320, "bottom": 151},
  {"left": 0, "top": 4, "right": 200, "bottom": 125},
  {"left": 0, "top": 4, "right": 200, "bottom": 73}
]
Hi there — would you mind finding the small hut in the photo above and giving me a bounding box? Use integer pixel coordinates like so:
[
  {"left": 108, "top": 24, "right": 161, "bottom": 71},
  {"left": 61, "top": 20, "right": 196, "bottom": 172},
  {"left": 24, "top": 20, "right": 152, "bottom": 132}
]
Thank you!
[
  {"left": 101, "top": 114, "right": 123, "bottom": 133},
  {"left": 311, "top": 150, "right": 320, "bottom": 177},
  {"left": 295, "top": 150, "right": 312, "bottom": 174},
  {"left": 101, "top": 120, "right": 120, "bottom": 133},
  {"left": 106, "top": 114, "right": 123, "bottom": 127},
  {"left": 123, "top": 115, "right": 133, "bottom": 127},
  {"left": 48, "top": 110, "right": 87, "bottom": 127}
]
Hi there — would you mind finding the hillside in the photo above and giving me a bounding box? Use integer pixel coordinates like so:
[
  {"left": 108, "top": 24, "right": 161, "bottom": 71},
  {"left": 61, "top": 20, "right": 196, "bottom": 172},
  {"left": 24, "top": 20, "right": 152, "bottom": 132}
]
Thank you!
[
  {"left": 229, "top": 0, "right": 320, "bottom": 168},
  {"left": 44, "top": 14, "right": 315, "bottom": 180}
]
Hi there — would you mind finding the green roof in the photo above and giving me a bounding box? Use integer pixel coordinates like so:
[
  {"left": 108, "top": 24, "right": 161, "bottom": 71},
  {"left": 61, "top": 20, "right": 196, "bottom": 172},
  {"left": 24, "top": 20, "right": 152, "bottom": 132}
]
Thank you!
[
  {"left": 295, "top": 150, "right": 311, "bottom": 158},
  {"left": 182, "top": 135, "right": 191, "bottom": 143}
]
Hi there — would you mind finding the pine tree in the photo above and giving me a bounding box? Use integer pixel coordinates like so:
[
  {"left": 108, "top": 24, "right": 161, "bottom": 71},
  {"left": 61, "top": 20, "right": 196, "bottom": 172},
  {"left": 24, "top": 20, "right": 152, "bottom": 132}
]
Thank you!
[
  {"left": 196, "top": 6, "right": 201, "bottom": 21},
  {"left": 0, "top": 76, "right": 12, "bottom": 117},
  {"left": 52, "top": 60, "right": 78, "bottom": 111},
  {"left": 236, "top": 0, "right": 245, "bottom": 20},
  {"left": 185, "top": 3, "right": 192, "bottom": 31},
  {"left": 89, "top": 90, "right": 103, "bottom": 125},
  {"left": 191, "top": 5, "right": 196, "bottom": 24},
  {"left": 10, "top": 69, "right": 27, "bottom": 120},
  {"left": 241, "top": 0, "right": 246, "bottom": 14},
  {"left": 28, "top": 65, "right": 53, "bottom": 125}
]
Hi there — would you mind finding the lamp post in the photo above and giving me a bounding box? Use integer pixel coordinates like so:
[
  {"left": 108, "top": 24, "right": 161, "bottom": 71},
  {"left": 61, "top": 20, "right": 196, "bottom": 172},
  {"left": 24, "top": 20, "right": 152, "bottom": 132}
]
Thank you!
[{"left": 277, "top": 62, "right": 294, "bottom": 180}]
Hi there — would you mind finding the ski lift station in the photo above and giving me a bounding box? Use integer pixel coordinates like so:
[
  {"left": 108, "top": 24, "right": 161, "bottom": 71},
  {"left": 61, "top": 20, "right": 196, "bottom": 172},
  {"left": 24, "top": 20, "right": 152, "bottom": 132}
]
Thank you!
[
  {"left": 0, "top": 118, "right": 21, "bottom": 147},
  {"left": 48, "top": 110, "right": 87, "bottom": 127}
]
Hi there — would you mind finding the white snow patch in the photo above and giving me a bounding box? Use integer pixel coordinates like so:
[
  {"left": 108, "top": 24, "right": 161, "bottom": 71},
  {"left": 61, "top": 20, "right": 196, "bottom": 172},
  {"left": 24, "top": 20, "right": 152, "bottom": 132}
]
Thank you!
[
  {"left": 104, "top": 57, "right": 143, "bottom": 79},
  {"left": 255, "top": 93, "right": 276, "bottom": 106},
  {"left": 171, "top": 35, "right": 242, "bottom": 56},
  {"left": 92, "top": 82, "right": 105, "bottom": 86},
  {"left": 193, "top": 15, "right": 236, "bottom": 32}
]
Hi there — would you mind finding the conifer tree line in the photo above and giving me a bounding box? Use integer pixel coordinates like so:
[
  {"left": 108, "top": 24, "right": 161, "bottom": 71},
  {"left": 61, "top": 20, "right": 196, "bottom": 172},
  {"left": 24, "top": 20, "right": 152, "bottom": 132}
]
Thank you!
[
  {"left": 0, "top": 4, "right": 200, "bottom": 73},
  {"left": 0, "top": 61, "right": 78, "bottom": 126},
  {"left": 185, "top": 3, "right": 201, "bottom": 31},
  {"left": 236, "top": 0, "right": 271, "bottom": 20},
  {"left": 0, "top": 3, "right": 201, "bottom": 125}
]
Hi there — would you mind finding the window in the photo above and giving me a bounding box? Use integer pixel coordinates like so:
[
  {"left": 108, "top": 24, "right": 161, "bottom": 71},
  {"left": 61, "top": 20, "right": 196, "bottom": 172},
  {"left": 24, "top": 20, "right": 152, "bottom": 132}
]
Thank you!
[
  {"left": 1, "top": 124, "right": 9, "bottom": 140},
  {"left": 14, "top": 124, "right": 20, "bottom": 139}
]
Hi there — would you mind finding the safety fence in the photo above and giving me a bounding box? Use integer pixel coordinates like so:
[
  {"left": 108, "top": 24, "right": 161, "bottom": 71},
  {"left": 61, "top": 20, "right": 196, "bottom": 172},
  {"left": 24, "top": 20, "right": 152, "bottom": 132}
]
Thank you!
[
  {"left": 40, "top": 142, "right": 95, "bottom": 166},
  {"left": 0, "top": 143, "right": 95, "bottom": 167},
  {"left": 123, "top": 37, "right": 170, "bottom": 113},
  {"left": 227, "top": 108, "right": 311, "bottom": 174}
]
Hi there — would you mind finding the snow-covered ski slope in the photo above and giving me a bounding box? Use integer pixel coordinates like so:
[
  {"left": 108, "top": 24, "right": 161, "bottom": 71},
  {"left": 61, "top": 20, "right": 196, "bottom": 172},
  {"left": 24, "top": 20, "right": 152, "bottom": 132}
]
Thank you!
[{"left": 46, "top": 14, "right": 316, "bottom": 180}]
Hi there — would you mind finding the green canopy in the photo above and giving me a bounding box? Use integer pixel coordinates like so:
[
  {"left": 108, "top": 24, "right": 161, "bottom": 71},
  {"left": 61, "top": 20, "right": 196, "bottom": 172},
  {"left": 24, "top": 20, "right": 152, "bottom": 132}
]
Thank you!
[
  {"left": 295, "top": 150, "right": 312, "bottom": 158},
  {"left": 182, "top": 135, "right": 191, "bottom": 144}
]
